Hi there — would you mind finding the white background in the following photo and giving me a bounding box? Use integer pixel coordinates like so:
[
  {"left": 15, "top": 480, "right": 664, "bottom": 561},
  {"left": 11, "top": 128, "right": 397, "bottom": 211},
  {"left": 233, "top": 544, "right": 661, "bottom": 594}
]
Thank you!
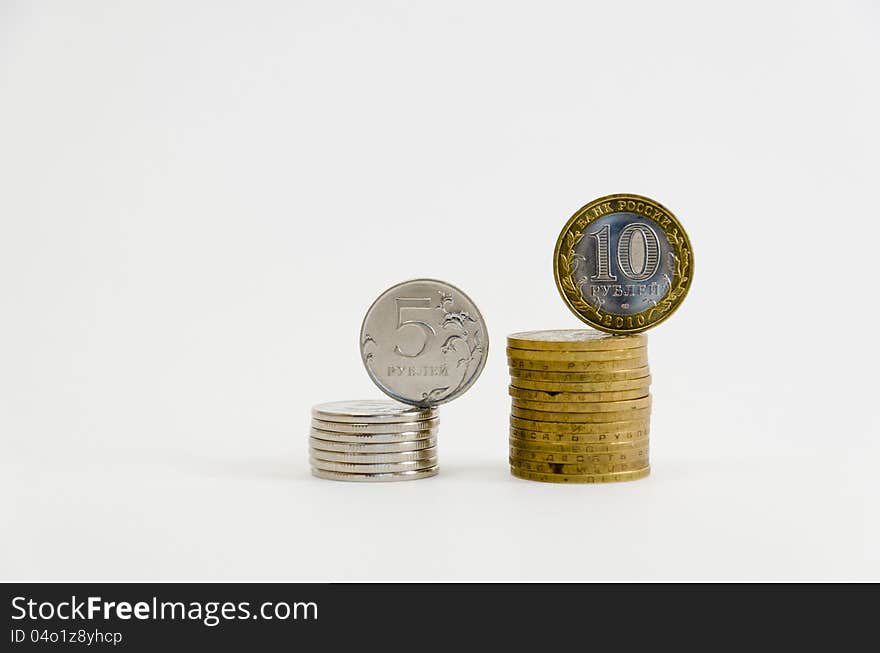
[{"left": 2, "top": 1, "right": 878, "bottom": 581}]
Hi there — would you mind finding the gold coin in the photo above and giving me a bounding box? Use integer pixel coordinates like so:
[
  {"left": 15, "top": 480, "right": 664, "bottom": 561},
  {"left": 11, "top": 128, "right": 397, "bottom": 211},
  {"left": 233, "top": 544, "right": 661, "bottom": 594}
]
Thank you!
[
  {"left": 553, "top": 193, "right": 693, "bottom": 334},
  {"left": 510, "top": 458, "right": 648, "bottom": 475},
  {"left": 509, "top": 445, "right": 649, "bottom": 464},
  {"left": 510, "top": 417, "right": 651, "bottom": 437},
  {"left": 511, "top": 406, "right": 651, "bottom": 423},
  {"left": 511, "top": 466, "right": 651, "bottom": 483},
  {"left": 509, "top": 376, "right": 651, "bottom": 392},
  {"left": 505, "top": 347, "right": 645, "bottom": 362},
  {"left": 508, "top": 386, "right": 649, "bottom": 403},
  {"left": 508, "top": 354, "right": 647, "bottom": 372},
  {"left": 508, "top": 330, "right": 646, "bottom": 351},
  {"left": 509, "top": 367, "right": 650, "bottom": 382},
  {"left": 508, "top": 428, "right": 649, "bottom": 448},
  {"left": 509, "top": 436, "right": 649, "bottom": 452},
  {"left": 512, "top": 396, "right": 652, "bottom": 413}
]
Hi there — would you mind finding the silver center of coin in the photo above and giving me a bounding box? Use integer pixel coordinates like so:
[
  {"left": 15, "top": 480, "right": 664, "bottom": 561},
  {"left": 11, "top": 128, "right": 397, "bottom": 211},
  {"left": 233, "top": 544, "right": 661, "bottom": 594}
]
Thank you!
[
  {"left": 571, "top": 212, "right": 675, "bottom": 316},
  {"left": 360, "top": 279, "right": 488, "bottom": 407}
]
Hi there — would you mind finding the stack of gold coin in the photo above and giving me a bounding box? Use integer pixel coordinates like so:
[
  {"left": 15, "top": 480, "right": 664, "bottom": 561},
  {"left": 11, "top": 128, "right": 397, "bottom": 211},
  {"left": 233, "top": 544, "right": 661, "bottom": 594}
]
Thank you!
[
  {"left": 507, "top": 330, "right": 651, "bottom": 483},
  {"left": 310, "top": 400, "right": 439, "bottom": 482}
]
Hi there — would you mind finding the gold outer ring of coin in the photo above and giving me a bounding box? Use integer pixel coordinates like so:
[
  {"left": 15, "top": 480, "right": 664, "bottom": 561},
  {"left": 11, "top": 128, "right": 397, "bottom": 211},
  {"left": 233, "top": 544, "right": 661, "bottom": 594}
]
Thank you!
[
  {"left": 510, "top": 417, "right": 650, "bottom": 436},
  {"left": 509, "top": 434, "right": 649, "bottom": 451},
  {"left": 310, "top": 457, "right": 439, "bottom": 474},
  {"left": 510, "top": 466, "right": 651, "bottom": 484},
  {"left": 505, "top": 347, "right": 646, "bottom": 362},
  {"left": 311, "top": 418, "right": 438, "bottom": 434},
  {"left": 509, "top": 446, "right": 649, "bottom": 464},
  {"left": 309, "top": 448, "right": 438, "bottom": 464},
  {"left": 512, "top": 406, "right": 650, "bottom": 423},
  {"left": 508, "top": 367, "right": 650, "bottom": 382},
  {"left": 508, "top": 386, "right": 649, "bottom": 403},
  {"left": 510, "top": 458, "right": 649, "bottom": 474},
  {"left": 509, "top": 376, "right": 651, "bottom": 392},
  {"left": 508, "top": 356, "right": 648, "bottom": 372},
  {"left": 311, "top": 466, "right": 439, "bottom": 482},
  {"left": 507, "top": 331, "right": 646, "bottom": 352},
  {"left": 309, "top": 427, "right": 437, "bottom": 443},
  {"left": 512, "top": 396, "right": 652, "bottom": 413},
  {"left": 553, "top": 193, "right": 693, "bottom": 334},
  {"left": 308, "top": 437, "right": 437, "bottom": 453}
]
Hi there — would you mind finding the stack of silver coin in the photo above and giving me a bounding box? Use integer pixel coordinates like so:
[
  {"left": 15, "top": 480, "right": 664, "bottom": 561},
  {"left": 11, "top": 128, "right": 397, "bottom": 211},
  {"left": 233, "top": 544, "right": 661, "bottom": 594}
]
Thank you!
[
  {"left": 310, "top": 278, "right": 488, "bottom": 482},
  {"left": 309, "top": 400, "right": 439, "bottom": 482}
]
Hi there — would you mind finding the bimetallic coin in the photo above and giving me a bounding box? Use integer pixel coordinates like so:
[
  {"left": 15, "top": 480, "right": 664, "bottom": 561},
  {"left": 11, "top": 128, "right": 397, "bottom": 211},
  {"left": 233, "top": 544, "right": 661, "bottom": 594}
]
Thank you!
[
  {"left": 360, "top": 279, "right": 488, "bottom": 407},
  {"left": 508, "top": 386, "right": 649, "bottom": 403},
  {"left": 505, "top": 347, "right": 645, "bottom": 362},
  {"left": 509, "top": 376, "right": 651, "bottom": 392},
  {"left": 312, "top": 466, "right": 439, "bottom": 482},
  {"left": 510, "top": 458, "right": 648, "bottom": 474},
  {"left": 511, "top": 396, "right": 652, "bottom": 413},
  {"left": 509, "top": 437, "right": 649, "bottom": 453},
  {"left": 312, "top": 400, "right": 436, "bottom": 423},
  {"left": 553, "top": 193, "right": 693, "bottom": 334},
  {"left": 508, "top": 330, "right": 646, "bottom": 351},
  {"left": 508, "top": 367, "right": 650, "bottom": 381},
  {"left": 512, "top": 406, "right": 651, "bottom": 423},
  {"left": 309, "top": 427, "right": 436, "bottom": 443},
  {"left": 508, "top": 355, "right": 648, "bottom": 372},
  {"left": 308, "top": 437, "right": 437, "bottom": 453},
  {"left": 310, "top": 457, "right": 438, "bottom": 474},
  {"left": 510, "top": 466, "right": 651, "bottom": 483},
  {"left": 309, "top": 448, "right": 439, "bottom": 464},
  {"left": 311, "top": 418, "right": 438, "bottom": 434}
]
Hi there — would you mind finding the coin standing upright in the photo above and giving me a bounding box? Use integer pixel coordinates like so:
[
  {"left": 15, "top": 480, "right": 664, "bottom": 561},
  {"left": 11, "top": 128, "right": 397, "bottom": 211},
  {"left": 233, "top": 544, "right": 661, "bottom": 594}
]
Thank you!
[
  {"left": 360, "top": 278, "right": 488, "bottom": 407},
  {"left": 553, "top": 194, "right": 693, "bottom": 334}
]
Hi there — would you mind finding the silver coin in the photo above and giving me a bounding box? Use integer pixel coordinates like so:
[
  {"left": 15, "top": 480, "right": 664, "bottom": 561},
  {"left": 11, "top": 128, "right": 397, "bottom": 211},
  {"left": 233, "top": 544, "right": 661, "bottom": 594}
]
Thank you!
[
  {"left": 360, "top": 279, "right": 488, "bottom": 407},
  {"left": 309, "top": 427, "right": 437, "bottom": 444},
  {"left": 308, "top": 437, "right": 438, "bottom": 453},
  {"left": 309, "top": 448, "right": 438, "bottom": 464},
  {"left": 309, "top": 457, "right": 438, "bottom": 474},
  {"left": 311, "top": 466, "right": 439, "bottom": 482},
  {"left": 312, "top": 400, "right": 436, "bottom": 423},
  {"left": 310, "top": 418, "right": 438, "bottom": 434}
]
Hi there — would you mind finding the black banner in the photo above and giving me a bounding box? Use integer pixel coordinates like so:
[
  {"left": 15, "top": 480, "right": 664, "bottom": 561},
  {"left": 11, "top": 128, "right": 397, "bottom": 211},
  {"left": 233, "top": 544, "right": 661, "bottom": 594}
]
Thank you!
[{"left": 3, "top": 583, "right": 877, "bottom": 649}]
